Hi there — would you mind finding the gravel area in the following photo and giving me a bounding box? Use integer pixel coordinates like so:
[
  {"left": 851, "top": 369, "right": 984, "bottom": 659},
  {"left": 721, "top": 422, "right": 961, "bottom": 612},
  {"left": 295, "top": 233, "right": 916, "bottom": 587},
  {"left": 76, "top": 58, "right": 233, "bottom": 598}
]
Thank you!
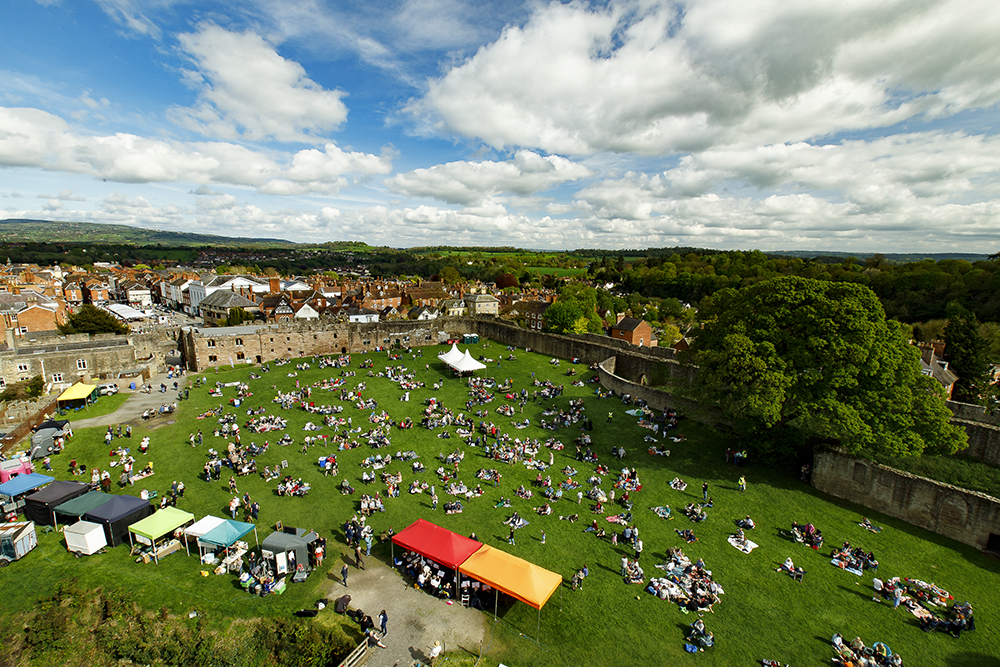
[{"left": 323, "top": 555, "right": 489, "bottom": 667}]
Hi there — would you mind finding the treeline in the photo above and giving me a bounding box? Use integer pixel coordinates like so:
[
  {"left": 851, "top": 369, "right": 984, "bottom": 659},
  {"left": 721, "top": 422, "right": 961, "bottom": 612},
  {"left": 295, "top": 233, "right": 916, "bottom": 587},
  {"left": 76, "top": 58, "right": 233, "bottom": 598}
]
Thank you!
[{"left": 589, "top": 251, "right": 1000, "bottom": 323}]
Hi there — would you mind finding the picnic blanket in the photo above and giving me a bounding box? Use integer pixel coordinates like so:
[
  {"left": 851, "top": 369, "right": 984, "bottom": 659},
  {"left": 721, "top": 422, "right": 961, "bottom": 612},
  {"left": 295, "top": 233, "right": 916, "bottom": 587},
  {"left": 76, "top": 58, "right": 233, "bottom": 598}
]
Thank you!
[
  {"left": 727, "top": 535, "right": 758, "bottom": 553},
  {"left": 830, "top": 559, "right": 863, "bottom": 576},
  {"left": 650, "top": 506, "right": 673, "bottom": 520}
]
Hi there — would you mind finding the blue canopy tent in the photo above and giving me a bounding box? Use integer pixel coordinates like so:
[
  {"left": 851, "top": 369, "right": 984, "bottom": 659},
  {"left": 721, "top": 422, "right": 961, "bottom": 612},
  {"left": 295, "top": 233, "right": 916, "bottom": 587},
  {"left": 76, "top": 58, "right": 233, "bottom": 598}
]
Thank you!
[
  {"left": 0, "top": 473, "right": 55, "bottom": 510},
  {"left": 84, "top": 494, "right": 153, "bottom": 547},
  {"left": 196, "top": 519, "right": 259, "bottom": 557}
]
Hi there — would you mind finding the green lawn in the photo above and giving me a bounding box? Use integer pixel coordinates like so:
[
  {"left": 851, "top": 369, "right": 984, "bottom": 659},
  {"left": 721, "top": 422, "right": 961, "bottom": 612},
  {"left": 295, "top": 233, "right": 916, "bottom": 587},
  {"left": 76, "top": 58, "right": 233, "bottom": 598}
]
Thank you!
[
  {"left": 5, "top": 344, "right": 999, "bottom": 667},
  {"left": 524, "top": 265, "right": 589, "bottom": 277}
]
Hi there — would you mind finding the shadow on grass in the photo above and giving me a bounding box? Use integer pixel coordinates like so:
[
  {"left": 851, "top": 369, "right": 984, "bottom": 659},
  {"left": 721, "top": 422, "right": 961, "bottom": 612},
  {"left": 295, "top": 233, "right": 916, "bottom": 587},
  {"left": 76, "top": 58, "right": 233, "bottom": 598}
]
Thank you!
[
  {"left": 945, "top": 652, "right": 1000, "bottom": 667},
  {"left": 838, "top": 583, "right": 877, "bottom": 603}
]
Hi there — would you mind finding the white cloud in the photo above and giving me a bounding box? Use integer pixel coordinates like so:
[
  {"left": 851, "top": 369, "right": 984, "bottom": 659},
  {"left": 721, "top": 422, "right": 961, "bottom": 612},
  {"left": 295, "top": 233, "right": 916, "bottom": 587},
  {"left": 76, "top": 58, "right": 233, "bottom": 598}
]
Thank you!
[
  {"left": 409, "top": 0, "right": 1000, "bottom": 155},
  {"left": 575, "top": 132, "right": 1000, "bottom": 218},
  {"left": 169, "top": 23, "right": 350, "bottom": 143},
  {"left": 0, "top": 106, "right": 392, "bottom": 193},
  {"left": 93, "top": 0, "right": 162, "bottom": 39},
  {"left": 37, "top": 188, "right": 86, "bottom": 201},
  {"left": 386, "top": 150, "right": 592, "bottom": 205}
]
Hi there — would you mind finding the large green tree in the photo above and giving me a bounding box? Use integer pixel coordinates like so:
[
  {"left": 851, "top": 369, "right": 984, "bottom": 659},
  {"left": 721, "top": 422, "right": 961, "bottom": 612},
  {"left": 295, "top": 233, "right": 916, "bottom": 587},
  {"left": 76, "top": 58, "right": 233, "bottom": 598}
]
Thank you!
[
  {"left": 693, "top": 276, "right": 966, "bottom": 459},
  {"left": 59, "top": 304, "right": 130, "bottom": 335},
  {"left": 944, "top": 309, "right": 993, "bottom": 404},
  {"left": 543, "top": 300, "right": 584, "bottom": 334}
]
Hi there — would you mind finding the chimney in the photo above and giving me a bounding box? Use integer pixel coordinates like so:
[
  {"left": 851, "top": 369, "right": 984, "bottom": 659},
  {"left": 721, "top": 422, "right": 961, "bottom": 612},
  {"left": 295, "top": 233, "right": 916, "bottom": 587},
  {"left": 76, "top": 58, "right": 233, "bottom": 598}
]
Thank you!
[{"left": 269, "top": 277, "right": 280, "bottom": 293}]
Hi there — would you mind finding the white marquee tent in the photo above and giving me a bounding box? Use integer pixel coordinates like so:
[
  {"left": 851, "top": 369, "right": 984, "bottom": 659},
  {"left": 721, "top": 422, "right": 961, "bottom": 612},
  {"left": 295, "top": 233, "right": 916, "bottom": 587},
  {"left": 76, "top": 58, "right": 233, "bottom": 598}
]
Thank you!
[
  {"left": 437, "top": 343, "right": 463, "bottom": 366},
  {"left": 451, "top": 350, "right": 487, "bottom": 373}
]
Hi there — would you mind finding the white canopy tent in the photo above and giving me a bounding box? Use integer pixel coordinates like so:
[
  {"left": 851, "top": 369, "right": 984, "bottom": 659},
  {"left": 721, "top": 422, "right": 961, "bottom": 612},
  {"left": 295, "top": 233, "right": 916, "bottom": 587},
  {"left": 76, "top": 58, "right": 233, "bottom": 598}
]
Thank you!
[
  {"left": 183, "top": 514, "right": 226, "bottom": 556},
  {"left": 437, "top": 343, "right": 463, "bottom": 366},
  {"left": 452, "top": 350, "right": 487, "bottom": 373}
]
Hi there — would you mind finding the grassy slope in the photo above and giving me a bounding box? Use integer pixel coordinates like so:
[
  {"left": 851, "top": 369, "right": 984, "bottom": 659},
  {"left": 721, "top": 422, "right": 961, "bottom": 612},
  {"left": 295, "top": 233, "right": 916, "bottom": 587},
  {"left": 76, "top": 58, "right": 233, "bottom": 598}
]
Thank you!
[{"left": 4, "top": 344, "right": 998, "bottom": 667}]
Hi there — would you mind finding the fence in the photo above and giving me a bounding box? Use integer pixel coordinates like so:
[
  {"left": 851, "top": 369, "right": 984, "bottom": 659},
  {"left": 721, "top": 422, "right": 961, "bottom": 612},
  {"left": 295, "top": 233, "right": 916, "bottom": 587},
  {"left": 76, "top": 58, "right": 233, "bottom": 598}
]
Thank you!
[
  {"left": 0, "top": 398, "right": 59, "bottom": 456},
  {"left": 336, "top": 639, "right": 369, "bottom": 667}
]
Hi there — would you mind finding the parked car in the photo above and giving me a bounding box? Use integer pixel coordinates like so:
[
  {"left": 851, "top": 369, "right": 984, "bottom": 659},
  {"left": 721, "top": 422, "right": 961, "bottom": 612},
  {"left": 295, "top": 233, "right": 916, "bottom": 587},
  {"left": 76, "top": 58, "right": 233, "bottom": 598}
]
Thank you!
[{"left": 98, "top": 383, "right": 119, "bottom": 396}]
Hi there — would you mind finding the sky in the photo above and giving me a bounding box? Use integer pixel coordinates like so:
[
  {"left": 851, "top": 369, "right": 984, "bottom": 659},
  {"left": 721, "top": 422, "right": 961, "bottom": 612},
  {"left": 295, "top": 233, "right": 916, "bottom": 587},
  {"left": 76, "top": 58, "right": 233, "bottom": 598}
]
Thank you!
[{"left": 1, "top": 0, "right": 999, "bottom": 253}]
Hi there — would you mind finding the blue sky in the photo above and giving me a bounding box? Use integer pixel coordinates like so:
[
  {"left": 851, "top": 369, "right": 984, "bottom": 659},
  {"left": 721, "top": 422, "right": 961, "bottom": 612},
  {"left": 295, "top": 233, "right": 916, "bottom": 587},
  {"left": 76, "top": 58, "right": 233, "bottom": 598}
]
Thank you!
[{"left": 2, "top": 0, "right": 999, "bottom": 252}]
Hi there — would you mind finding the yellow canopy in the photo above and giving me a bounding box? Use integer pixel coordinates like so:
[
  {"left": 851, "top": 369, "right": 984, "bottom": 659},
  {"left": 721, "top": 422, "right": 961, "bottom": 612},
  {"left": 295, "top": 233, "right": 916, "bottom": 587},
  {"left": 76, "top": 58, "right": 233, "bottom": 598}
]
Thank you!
[
  {"left": 58, "top": 382, "right": 98, "bottom": 401},
  {"left": 458, "top": 544, "right": 562, "bottom": 610}
]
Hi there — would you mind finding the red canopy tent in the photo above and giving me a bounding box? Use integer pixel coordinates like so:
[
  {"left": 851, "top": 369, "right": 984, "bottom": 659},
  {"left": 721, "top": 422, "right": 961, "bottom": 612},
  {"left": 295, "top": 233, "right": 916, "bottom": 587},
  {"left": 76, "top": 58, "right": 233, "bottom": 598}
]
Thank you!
[{"left": 391, "top": 518, "right": 482, "bottom": 569}]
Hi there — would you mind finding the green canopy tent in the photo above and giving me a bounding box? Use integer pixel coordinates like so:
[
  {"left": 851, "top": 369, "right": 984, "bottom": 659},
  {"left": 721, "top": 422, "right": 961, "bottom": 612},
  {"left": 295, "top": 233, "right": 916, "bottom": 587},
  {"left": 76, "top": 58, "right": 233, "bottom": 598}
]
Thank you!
[
  {"left": 127, "top": 506, "right": 195, "bottom": 564},
  {"left": 53, "top": 491, "right": 111, "bottom": 529}
]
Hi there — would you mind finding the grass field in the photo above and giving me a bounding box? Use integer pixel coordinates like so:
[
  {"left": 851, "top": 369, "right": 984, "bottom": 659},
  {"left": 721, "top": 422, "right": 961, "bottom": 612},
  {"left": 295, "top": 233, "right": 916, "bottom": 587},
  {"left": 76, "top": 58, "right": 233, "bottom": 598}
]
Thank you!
[
  {"left": 524, "top": 266, "right": 590, "bottom": 278},
  {"left": 4, "top": 343, "right": 998, "bottom": 667}
]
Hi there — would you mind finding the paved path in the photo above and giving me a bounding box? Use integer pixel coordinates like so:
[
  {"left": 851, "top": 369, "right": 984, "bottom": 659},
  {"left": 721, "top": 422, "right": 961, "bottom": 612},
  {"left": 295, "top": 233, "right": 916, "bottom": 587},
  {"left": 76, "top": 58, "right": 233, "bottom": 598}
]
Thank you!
[
  {"left": 322, "top": 556, "right": 489, "bottom": 667},
  {"left": 71, "top": 371, "right": 186, "bottom": 431}
]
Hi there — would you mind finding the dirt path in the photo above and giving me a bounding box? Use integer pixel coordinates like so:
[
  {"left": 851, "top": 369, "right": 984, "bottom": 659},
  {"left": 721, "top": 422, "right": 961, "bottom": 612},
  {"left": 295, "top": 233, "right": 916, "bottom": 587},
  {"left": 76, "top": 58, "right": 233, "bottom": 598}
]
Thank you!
[{"left": 323, "top": 556, "right": 489, "bottom": 667}]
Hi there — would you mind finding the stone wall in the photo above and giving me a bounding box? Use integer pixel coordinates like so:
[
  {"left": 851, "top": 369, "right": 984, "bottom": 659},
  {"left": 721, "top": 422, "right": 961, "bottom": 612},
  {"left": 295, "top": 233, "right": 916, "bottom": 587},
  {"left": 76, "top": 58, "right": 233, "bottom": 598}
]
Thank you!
[
  {"left": 812, "top": 450, "right": 1000, "bottom": 551},
  {"left": 468, "top": 318, "right": 681, "bottom": 367},
  {"left": 947, "top": 401, "right": 1000, "bottom": 467},
  {"left": 596, "top": 356, "right": 715, "bottom": 421},
  {"left": 179, "top": 319, "right": 470, "bottom": 371}
]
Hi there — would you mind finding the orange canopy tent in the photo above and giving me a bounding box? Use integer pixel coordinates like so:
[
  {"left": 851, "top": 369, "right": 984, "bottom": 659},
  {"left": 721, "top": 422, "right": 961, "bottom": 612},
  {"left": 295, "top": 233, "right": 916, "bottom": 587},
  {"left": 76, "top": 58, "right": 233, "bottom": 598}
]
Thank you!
[{"left": 459, "top": 543, "right": 563, "bottom": 640}]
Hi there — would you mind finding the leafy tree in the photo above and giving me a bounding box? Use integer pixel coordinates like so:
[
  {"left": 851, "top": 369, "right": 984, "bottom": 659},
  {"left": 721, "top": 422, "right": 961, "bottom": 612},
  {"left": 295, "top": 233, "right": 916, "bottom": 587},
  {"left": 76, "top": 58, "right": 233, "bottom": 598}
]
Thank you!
[
  {"left": 495, "top": 272, "right": 518, "bottom": 289},
  {"left": 658, "top": 297, "right": 685, "bottom": 320},
  {"left": 222, "top": 307, "right": 255, "bottom": 327},
  {"left": 543, "top": 301, "right": 584, "bottom": 334},
  {"left": 693, "top": 276, "right": 966, "bottom": 459},
  {"left": 438, "top": 266, "right": 461, "bottom": 284},
  {"left": 59, "top": 305, "right": 129, "bottom": 335},
  {"left": 944, "top": 310, "right": 993, "bottom": 404}
]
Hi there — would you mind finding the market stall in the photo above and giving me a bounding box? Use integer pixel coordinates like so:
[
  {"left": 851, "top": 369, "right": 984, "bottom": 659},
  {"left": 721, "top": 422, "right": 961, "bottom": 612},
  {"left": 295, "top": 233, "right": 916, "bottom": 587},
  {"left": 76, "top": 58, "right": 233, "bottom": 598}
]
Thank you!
[
  {"left": 53, "top": 491, "right": 111, "bottom": 529},
  {"left": 391, "top": 518, "right": 483, "bottom": 571},
  {"left": 183, "top": 514, "right": 227, "bottom": 556},
  {"left": 57, "top": 382, "right": 98, "bottom": 411},
  {"left": 458, "top": 544, "right": 562, "bottom": 640},
  {"left": 64, "top": 520, "right": 107, "bottom": 556},
  {"left": 23, "top": 480, "right": 89, "bottom": 526},
  {"left": 198, "top": 519, "right": 259, "bottom": 574},
  {"left": 83, "top": 494, "right": 153, "bottom": 547},
  {"left": 261, "top": 527, "right": 316, "bottom": 577},
  {"left": 0, "top": 473, "right": 54, "bottom": 517},
  {"left": 127, "top": 506, "right": 195, "bottom": 563}
]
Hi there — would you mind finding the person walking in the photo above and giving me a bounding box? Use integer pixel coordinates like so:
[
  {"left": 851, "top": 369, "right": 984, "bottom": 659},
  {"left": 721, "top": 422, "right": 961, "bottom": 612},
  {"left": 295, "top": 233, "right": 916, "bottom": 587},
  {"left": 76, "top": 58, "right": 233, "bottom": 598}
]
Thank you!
[
  {"left": 428, "top": 641, "right": 443, "bottom": 666},
  {"left": 508, "top": 527, "right": 516, "bottom": 546},
  {"left": 379, "top": 609, "right": 388, "bottom": 636},
  {"left": 541, "top": 529, "right": 546, "bottom": 544},
  {"left": 702, "top": 482, "right": 709, "bottom": 501},
  {"left": 341, "top": 563, "right": 349, "bottom": 587},
  {"left": 738, "top": 475, "right": 747, "bottom": 492},
  {"left": 431, "top": 492, "right": 438, "bottom": 510},
  {"left": 635, "top": 538, "right": 644, "bottom": 560},
  {"left": 355, "top": 545, "right": 365, "bottom": 570}
]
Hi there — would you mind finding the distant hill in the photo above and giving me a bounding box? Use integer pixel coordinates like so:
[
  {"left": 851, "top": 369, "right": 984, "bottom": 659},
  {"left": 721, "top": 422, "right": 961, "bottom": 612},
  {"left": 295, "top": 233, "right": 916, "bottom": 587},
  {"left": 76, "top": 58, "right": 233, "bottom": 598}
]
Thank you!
[
  {"left": 0, "top": 219, "right": 297, "bottom": 248},
  {"left": 765, "top": 250, "right": 991, "bottom": 263}
]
